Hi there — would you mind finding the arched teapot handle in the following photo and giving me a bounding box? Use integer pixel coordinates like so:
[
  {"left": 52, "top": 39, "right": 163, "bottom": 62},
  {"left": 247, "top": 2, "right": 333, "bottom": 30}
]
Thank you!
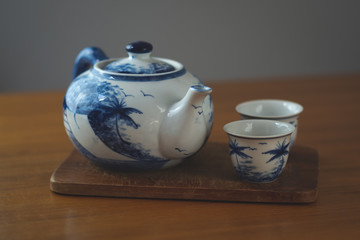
[{"left": 72, "top": 47, "right": 108, "bottom": 80}]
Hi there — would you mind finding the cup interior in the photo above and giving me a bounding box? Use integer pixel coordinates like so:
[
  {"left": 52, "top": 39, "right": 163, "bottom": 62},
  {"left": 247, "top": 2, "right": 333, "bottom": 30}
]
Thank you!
[
  {"left": 235, "top": 99, "right": 303, "bottom": 119},
  {"left": 224, "top": 120, "right": 295, "bottom": 138}
]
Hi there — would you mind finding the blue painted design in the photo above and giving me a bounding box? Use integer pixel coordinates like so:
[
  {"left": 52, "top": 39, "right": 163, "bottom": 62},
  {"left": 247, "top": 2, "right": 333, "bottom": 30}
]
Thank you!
[
  {"left": 243, "top": 156, "right": 286, "bottom": 183},
  {"left": 174, "top": 147, "right": 190, "bottom": 156},
  {"left": 229, "top": 139, "right": 256, "bottom": 160},
  {"left": 208, "top": 111, "right": 214, "bottom": 124},
  {"left": 267, "top": 156, "right": 285, "bottom": 179},
  {"left": 140, "top": 90, "right": 154, "bottom": 98},
  {"left": 175, "top": 147, "right": 186, "bottom": 152},
  {"left": 228, "top": 140, "right": 257, "bottom": 180},
  {"left": 236, "top": 139, "right": 290, "bottom": 182},
  {"left": 192, "top": 104, "right": 202, "bottom": 109},
  {"left": 65, "top": 79, "right": 168, "bottom": 164},
  {"left": 105, "top": 62, "right": 175, "bottom": 74},
  {"left": 92, "top": 67, "right": 186, "bottom": 82},
  {"left": 105, "top": 63, "right": 137, "bottom": 73},
  {"left": 87, "top": 84, "right": 143, "bottom": 146},
  {"left": 258, "top": 142, "right": 267, "bottom": 145},
  {"left": 230, "top": 138, "right": 290, "bottom": 182},
  {"left": 64, "top": 109, "right": 168, "bottom": 170},
  {"left": 63, "top": 103, "right": 97, "bottom": 162},
  {"left": 192, "top": 104, "right": 203, "bottom": 115},
  {"left": 208, "top": 98, "right": 214, "bottom": 125},
  {"left": 123, "top": 92, "right": 134, "bottom": 97},
  {"left": 152, "top": 62, "right": 175, "bottom": 73},
  {"left": 262, "top": 139, "right": 290, "bottom": 163},
  {"left": 73, "top": 47, "right": 108, "bottom": 80}
]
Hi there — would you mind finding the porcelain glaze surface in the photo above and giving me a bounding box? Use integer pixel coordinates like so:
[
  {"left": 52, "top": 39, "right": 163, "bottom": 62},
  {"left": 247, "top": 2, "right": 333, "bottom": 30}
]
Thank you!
[
  {"left": 236, "top": 99, "right": 303, "bottom": 148},
  {"left": 224, "top": 120, "right": 295, "bottom": 183},
  {"left": 64, "top": 41, "right": 213, "bottom": 170}
]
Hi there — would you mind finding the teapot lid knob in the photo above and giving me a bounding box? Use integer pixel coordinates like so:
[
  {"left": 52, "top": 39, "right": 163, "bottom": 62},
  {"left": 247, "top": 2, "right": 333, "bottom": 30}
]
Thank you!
[
  {"left": 104, "top": 41, "right": 176, "bottom": 74},
  {"left": 126, "top": 41, "right": 153, "bottom": 54}
]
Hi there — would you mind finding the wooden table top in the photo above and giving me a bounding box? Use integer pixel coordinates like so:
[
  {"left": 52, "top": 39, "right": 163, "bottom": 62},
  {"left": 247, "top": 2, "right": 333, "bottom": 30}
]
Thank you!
[{"left": 1, "top": 75, "right": 359, "bottom": 239}]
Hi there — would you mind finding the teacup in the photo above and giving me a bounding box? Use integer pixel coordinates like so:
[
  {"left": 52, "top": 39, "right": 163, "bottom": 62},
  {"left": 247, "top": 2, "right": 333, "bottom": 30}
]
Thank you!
[
  {"left": 235, "top": 99, "right": 303, "bottom": 147},
  {"left": 223, "top": 120, "right": 295, "bottom": 183}
]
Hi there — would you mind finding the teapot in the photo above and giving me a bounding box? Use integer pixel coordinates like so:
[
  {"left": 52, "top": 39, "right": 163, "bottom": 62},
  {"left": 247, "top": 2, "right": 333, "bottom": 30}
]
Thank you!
[{"left": 63, "top": 41, "right": 213, "bottom": 170}]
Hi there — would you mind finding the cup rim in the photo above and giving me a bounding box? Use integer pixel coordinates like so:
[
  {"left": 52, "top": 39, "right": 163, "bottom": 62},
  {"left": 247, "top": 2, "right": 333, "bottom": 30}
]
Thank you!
[
  {"left": 223, "top": 119, "right": 295, "bottom": 139},
  {"left": 235, "top": 99, "right": 303, "bottom": 119}
]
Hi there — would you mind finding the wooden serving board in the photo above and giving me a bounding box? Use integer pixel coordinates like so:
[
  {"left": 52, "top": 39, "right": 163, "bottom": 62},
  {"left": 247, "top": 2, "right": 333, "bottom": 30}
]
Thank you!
[{"left": 50, "top": 143, "right": 318, "bottom": 203}]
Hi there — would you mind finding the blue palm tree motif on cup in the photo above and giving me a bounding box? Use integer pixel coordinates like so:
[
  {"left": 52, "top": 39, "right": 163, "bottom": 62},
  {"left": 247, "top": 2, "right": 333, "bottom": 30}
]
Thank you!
[
  {"left": 260, "top": 139, "right": 291, "bottom": 180},
  {"left": 229, "top": 139, "right": 257, "bottom": 176},
  {"left": 228, "top": 138, "right": 291, "bottom": 182},
  {"left": 229, "top": 139, "right": 256, "bottom": 160},
  {"left": 262, "top": 139, "right": 290, "bottom": 163}
]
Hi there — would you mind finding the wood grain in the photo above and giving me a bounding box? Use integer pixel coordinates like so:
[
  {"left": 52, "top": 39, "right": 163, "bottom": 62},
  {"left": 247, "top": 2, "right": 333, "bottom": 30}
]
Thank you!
[
  {"left": 1, "top": 75, "right": 360, "bottom": 240},
  {"left": 50, "top": 144, "right": 318, "bottom": 203}
]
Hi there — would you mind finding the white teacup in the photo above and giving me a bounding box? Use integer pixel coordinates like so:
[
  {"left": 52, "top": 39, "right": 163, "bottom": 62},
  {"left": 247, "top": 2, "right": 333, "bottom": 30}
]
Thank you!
[
  {"left": 235, "top": 99, "right": 303, "bottom": 147},
  {"left": 224, "top": 120, "right": 295, "bottom": 183}
]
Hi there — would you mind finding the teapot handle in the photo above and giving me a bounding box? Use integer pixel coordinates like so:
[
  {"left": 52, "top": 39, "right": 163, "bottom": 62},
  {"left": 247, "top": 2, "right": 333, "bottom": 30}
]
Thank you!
[{"left": 72, "top": 47, "right": 108, "bottom": 80}]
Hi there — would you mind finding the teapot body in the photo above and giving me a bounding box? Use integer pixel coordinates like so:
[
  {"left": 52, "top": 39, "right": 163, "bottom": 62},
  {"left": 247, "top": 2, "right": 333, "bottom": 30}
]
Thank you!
[{"left": 64, "top": 56, "right": 213, "bottom": 170}]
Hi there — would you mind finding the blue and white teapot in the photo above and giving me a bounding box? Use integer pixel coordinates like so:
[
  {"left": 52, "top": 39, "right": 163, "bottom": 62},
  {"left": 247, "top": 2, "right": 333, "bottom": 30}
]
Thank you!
[{"left": 63, "top": 41, "right": 213, "bottom": 170}]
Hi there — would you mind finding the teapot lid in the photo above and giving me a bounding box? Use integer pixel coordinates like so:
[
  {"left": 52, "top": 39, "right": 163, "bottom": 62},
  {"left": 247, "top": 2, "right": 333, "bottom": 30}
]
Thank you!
[{"left": 104, "top": 41, "right": 176, "bottom": 74}]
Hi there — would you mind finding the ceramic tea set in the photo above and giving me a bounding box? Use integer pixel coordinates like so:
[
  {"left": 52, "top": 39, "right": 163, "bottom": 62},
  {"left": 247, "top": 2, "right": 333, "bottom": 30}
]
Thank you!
[
  {"left": 225, "top": 99, "right": 302, "bottom": 183},
  {"left": 63, "top": 41, "right": 303, "bottom": 183}
]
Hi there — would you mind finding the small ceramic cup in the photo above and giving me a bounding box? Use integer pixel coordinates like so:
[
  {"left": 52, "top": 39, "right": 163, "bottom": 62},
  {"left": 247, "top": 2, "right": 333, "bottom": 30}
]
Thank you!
[
  {"left": 235, "top": 99, "right": 303, "bottom": 147},
  {"left": 224, "top": 119, "right": 295, "bottom": 183}
]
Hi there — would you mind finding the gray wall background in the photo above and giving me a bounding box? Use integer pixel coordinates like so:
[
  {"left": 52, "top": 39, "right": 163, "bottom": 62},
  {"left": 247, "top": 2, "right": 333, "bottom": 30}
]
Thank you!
[{"left": 1, "top": 0, "right": 360, "bottom": 93}]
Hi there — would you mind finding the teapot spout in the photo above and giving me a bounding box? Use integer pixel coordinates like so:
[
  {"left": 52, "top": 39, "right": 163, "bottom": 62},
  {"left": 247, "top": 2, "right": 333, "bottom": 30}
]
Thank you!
[{"left": 159, "top": 85, "right": 213, "bottom": 159}]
